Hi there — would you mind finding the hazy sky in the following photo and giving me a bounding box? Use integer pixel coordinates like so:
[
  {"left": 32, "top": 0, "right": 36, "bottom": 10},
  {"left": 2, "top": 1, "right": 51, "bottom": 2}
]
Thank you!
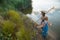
[{"left": 32, "top": 0, "right": 60, "bottom": 11}]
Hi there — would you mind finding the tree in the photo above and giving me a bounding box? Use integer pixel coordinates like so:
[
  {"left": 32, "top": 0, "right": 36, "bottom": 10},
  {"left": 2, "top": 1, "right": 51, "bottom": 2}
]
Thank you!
[{"left": 0, "top": 0, "right": 32, "bottom": 14}]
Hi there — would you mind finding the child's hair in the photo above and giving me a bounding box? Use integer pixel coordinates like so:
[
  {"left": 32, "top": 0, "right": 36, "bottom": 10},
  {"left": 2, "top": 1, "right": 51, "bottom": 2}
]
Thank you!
[{"left": 44, "top": 17, "right": 48, "bottom": 21}]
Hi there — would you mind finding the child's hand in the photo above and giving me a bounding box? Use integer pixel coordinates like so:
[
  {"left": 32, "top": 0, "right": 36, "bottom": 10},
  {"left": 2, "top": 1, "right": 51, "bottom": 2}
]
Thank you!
[
  {"left": 48, "top": 22, "right": 52, "bottom": 26},
  {"left": 50, "top": 23, "right": 52, "bottom": 26},
  {"left": 34, "top": 23, "right": 38, "bottom": 27}
]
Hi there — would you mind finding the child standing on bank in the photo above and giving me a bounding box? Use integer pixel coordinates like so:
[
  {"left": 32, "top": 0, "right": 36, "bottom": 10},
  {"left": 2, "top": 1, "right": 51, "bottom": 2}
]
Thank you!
[{"left": 40, "top": 11, "right": 52, "bottom": 40}]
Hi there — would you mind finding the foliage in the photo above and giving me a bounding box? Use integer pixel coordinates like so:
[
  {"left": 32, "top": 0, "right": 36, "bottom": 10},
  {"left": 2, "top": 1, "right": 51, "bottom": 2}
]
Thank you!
[
  {"left": 0, "top": 0, "right": 32, "bottom": 14},
  {"left": 2, "top": 20, "right": 15, "bottom": 34},
  {"left": 0, "top": 10, "right": 36, "bottom": 40},
  {"left": 0, "top": 0, "right": 34, "bottom": 40}
]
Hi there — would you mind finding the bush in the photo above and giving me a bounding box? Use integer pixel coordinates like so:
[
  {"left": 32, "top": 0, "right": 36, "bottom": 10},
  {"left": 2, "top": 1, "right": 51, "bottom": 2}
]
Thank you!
[{"left": 0, "top": 10, "right": 36, "bottom": 40}]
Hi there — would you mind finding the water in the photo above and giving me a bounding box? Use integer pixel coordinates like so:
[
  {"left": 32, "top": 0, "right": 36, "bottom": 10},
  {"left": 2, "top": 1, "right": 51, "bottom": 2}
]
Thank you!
[{"left": 48, "top": 11, "right": 60, "bottom": 40}]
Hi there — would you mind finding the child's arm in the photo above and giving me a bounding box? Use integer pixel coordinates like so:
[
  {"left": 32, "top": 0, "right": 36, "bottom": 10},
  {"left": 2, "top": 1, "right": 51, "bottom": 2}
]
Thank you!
[{"left": 37, "top": 22, "right": 45, "bottom": 28}]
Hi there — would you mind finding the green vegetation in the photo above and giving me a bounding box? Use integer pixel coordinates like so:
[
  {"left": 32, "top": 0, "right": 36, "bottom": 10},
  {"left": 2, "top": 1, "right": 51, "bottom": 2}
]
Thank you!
[
  {"left": 0, "top": 0, "right": 36, "bottom": 40},
  {"left": 0, "top": 0, "right": 32, "bottom": 14},
  {"left": 0, "top": 10, "right": 36, "bottom": 40}
]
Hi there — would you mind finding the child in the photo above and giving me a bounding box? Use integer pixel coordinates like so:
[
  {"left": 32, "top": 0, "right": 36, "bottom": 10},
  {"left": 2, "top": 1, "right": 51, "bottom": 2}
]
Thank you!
[
  {"left": 37, "top": 11, "right": 52, "bottom": 40},
  {"left": 40, "top": 17, "right": 52, "bottom": 40}
]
